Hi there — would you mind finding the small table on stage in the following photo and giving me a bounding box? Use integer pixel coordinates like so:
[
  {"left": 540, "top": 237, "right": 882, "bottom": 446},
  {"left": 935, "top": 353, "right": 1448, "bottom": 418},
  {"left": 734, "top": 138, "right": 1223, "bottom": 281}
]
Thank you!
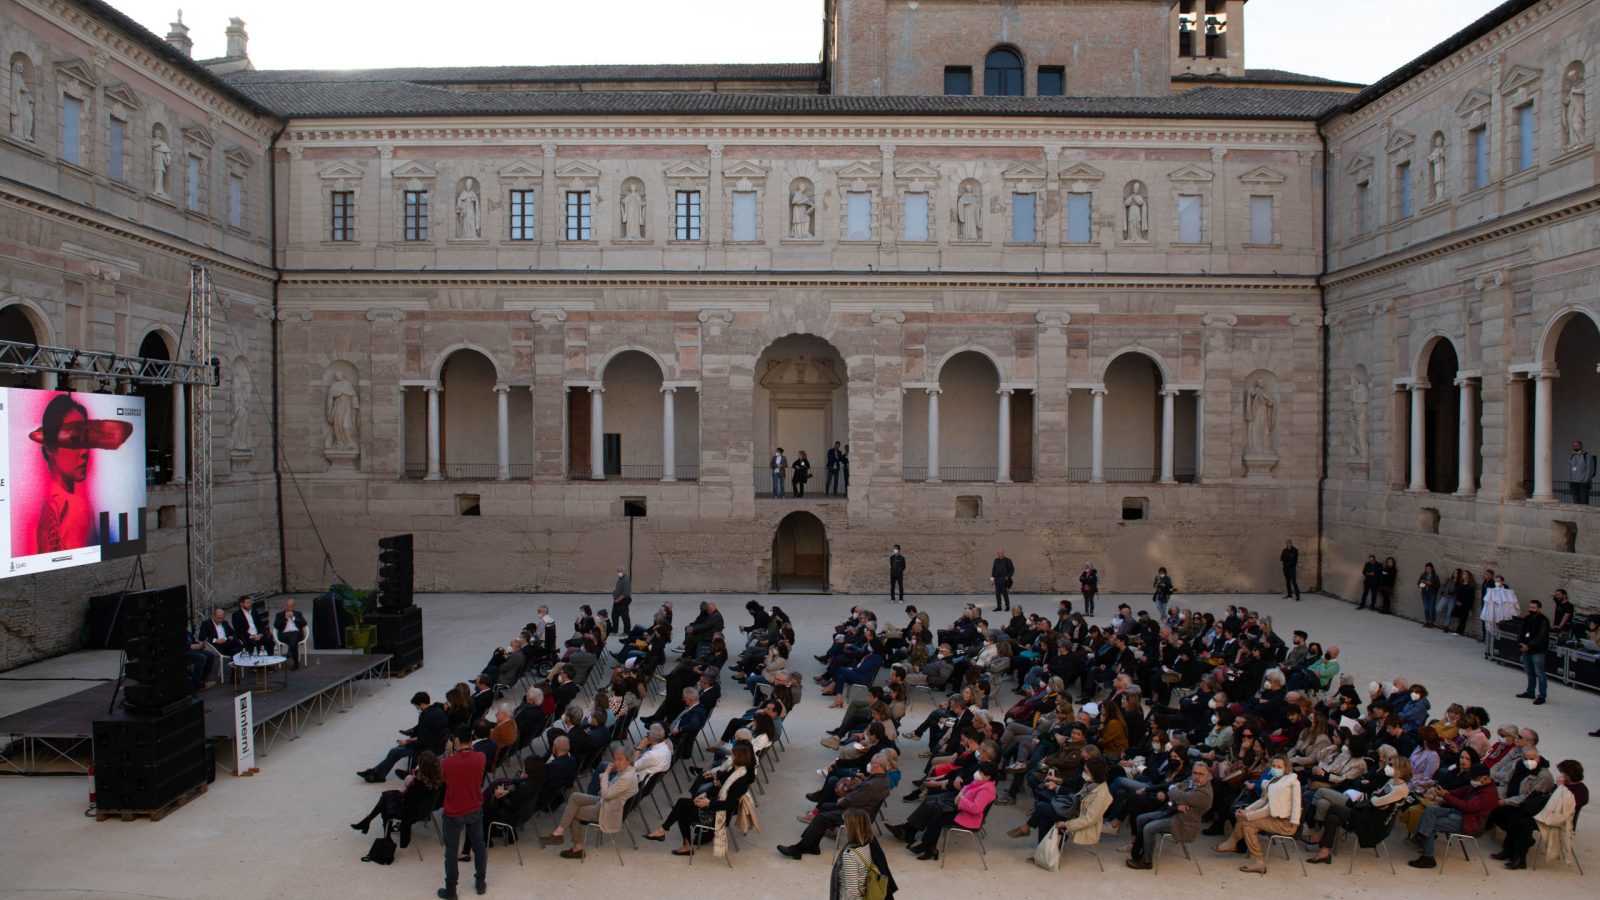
[{"left": 231, "top": 653, "right": 289, "bottom": 693}]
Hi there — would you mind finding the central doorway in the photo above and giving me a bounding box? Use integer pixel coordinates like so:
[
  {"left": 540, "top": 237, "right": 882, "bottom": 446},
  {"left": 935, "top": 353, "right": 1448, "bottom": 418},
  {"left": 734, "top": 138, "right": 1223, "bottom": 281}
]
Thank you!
[{"left": 771, "top": 511, "right": 829, "bottom": 592}]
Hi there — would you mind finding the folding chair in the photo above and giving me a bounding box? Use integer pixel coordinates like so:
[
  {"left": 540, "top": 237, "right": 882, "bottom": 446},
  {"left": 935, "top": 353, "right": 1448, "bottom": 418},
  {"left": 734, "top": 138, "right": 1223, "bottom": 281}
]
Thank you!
[
  {"left": 1151, "top": 831, "right": 1203, "bottom": 875},
  {"left": 1057, "top": 827, "right": 1105, "bottom": 872},
  {"left": 1263, "top": 833, "right": 1307, "bottom": 876},
  {"left": 938, "top": 804, "right": 993, "bottom": 869},
  {"left": 1438, "top": 833, "right": 1490, "bottom": 876}
]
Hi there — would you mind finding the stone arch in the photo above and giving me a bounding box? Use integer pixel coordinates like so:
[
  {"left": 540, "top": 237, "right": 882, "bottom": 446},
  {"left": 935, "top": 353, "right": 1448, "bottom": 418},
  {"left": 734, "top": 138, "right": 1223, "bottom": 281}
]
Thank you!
[
  {"left": 1534, "top": 304, "right": 1600, "bottom": 369},
  {"left": 984, "top": 45, "right": 1024, "bottom": 96},
  {"left": 1411, "top": 335, "right": 1463, "bottom": 493},
  {"left": 1541, "top": 305, "right": 1600, "bottom": 502},
  {"left": 1095, "top": 346, "right": 1172, "bottom": 384},
  {"left": 771, "top": 510, "right": 828, "bottom": 592},
  {"left": 931, "top": 345, "right": 1007, "bottom": 382},
  {"left": 437, "top": 348, "right": 497, "bottom": 478},
  {"left": 596, "top": 344, "right": 670, "bottom": 382},
  {"left": 429, "top": 342, "right": 507, "bottom": 385},
  {"left": 0, "top": 296, "right": 57, "bottom": 345},
  {"left": 1410, "top": 331, "right": 1463, "bottom": 380},
  {"left": 136, "top": 328, "right": 182, "bottom": 484},
  {"left": 755, "top": 334, "right": 848, "bottom": 494},
  {"left": 138, "top": 326, "right": 178, "bottom": 360}
]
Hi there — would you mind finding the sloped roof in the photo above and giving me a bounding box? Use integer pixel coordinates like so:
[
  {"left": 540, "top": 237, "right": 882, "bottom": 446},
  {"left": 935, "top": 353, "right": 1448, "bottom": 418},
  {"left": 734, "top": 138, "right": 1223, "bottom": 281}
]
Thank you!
[
  {"left": 224, "top": 63, "right": 821, "bottom": 86},
  {"left": 1175, "top": 68, "right": 1364, "bottom": 89}
]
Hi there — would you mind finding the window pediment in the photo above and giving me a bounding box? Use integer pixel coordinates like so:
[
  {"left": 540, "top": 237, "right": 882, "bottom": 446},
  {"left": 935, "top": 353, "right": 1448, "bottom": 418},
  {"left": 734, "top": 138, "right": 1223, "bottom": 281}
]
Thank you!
[
  {"left": 391, "top": 159, "right": 437, "bottom": 180},
  {"left": 223, "top": 146, "right": 254, "bottom": 170},
  {"left": 1345, "top": 152, "right": 1374, "bottom": 174},
  {"left": 1002, "top": 162, "right": 1046, "bottom": 183},
  {"left": 1499, "top": 64, "right": 1542, "bottom": 95},
  {"left": 318, "top": 161, "right": 364, "bottom": 180},
  {"left": 1238, "top": 165, "right": 1286, "bottom": 185},
  {"left": 53, "top": 57, "right": 96, "bottom": 87},
  {"left": 1167, "top": 164, "right": 1214, "bottom": 183},
  {"left": 1455, "top": 89, "right": 1491, "bottom": 117},
  {"left": 722, "top": 160, "right": 768, "bottom": 180},
  {"left": 1386, "top": 129, "right": 1416, "bottom": 155},
  {"left": 554, "top": 161, "right": 600, "bottom": 179},
  {"left": 182, "top": 124, "right": 214, "bottom": 149},
  {"left": 1059, "top": 162, "right": 1105, "bottom": 183},
  {"left": 664, "top": 160, "right": 710, "bottom": 180},
  {"left": 103, "top": 81, "right": 141, "bottom": 111},
  {"left": 498, "top": 160, "right": 543, "bottom": 180}
]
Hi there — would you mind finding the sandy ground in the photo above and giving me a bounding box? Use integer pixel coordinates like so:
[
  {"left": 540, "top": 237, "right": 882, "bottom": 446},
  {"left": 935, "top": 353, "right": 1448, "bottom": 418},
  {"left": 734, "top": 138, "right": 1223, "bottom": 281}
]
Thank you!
[{"left": 0, "top": 589, "right": 1593, "bottom": 900}]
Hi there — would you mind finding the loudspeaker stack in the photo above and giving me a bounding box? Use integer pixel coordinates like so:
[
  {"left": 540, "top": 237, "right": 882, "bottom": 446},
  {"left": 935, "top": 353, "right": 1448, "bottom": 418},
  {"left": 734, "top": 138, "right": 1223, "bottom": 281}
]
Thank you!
[
  {"left": 366, "top": 606, "right": 424, "bottom": 674},
  {"left": 376, "top": 533, "right": 414, "bottom": 611}
]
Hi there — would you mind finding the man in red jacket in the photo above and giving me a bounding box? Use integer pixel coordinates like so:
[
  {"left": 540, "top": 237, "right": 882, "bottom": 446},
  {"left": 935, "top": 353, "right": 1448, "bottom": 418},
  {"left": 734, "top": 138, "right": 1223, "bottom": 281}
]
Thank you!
[
  {"left": 1406, "top": 764, "right": 1499, "bottom": 868},
  {"left": 438, "top": 728, "right": 487, "bottom": 898}
]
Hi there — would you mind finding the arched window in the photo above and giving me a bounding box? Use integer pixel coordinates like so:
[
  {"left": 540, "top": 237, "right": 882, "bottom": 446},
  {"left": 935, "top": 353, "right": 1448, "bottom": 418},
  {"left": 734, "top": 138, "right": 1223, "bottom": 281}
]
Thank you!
[{"left": 984, "top": 47, "right": 1024, "bottom": 97}]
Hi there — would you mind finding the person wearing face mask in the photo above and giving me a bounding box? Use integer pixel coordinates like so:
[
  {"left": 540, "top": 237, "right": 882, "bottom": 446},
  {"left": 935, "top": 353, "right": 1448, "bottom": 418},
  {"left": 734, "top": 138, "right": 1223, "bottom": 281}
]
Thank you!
[
  {"left": 1487, "top": 746, "right": 1553, "bottom": 829},
  {"left": 1485, "top": 750, "right": 1559, "bottom": 869},
  {"left": 1406, "top": 764, "right": 1499, "bottom": 868},
  {"left": 1304, "top": 757, "right": 1411, "bottom": 863},
  {"left": 1515, "top": 760, "right": 1585, "bottom": 869},
  {"left": 1214, "top": 753, "right": 1301, "bottom": 873}
]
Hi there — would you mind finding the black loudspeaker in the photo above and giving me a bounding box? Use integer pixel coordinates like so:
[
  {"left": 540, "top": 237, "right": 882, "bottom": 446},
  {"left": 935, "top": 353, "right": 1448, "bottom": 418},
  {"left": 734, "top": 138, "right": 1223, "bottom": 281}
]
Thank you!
[
  {"left": 366, "top": 606, "right": 424, "bottom": 673},
  {"left": 85, "top": 592, "right": 132, "bottom": 649},
  {"left": 311, "top": 591, "right": 351, "bottom": 649},
  {"left": 121, "top": 586, "right": 191, "bottom": 715},
  {"left": 377, "top": 534, "right": 414, "bottom": 611},
  {"left": 93, "top": 697, "right": 206, "bottom": 812}
]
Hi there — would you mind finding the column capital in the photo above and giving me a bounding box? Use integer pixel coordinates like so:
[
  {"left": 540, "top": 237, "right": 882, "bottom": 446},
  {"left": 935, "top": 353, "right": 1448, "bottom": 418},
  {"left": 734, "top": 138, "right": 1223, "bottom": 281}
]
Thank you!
[
  {"left": 1451, "top": 374, "right": 1479, "bottom": 387},
  {"left": 1531, "top": 369, "right": 1560, "bottom": 381},
  {"left": 660, "top": 385, "right": 677, "bottom": 394},
  {"left": 925, "top": 386, "right": 943, "bottom": 395},
  {"left": 1410, "top": 382, "right": 1431, "bottom": 392},
  {"left": 424, "top": 384, "right": 442, "bottom": 394},
  {"left": 591, "top": 385, "right": 606, "bottom": 394},
  {"left": 996, "top": 388, "right": 1014, "bottom": 396},
  {"left": 493, "top": 383, "right": 511, "bottom": 394},
  {"left": 1090, "top": 385, "right": 1108, "bottom": 397},
  {"left": 1158, "top": 387, "right": 1181, "bottom": 397}
]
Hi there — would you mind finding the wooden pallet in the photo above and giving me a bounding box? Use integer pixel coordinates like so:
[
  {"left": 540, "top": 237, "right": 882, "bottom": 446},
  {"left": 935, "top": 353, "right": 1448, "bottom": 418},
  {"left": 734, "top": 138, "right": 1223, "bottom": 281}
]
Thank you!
[
  {"left": 96, "top": 782, "right": 207, "bottom": 822},
  {"left": 392, "top": 661, "right": 424, "bottom": 679}
]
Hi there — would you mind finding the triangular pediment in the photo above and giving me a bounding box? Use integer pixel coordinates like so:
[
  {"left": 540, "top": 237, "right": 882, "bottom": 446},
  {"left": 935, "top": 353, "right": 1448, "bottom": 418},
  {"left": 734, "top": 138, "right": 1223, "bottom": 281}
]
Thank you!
[
  {"left": 1500, "top": 64, "right": 1542, "bottom": 94},
  {"left": 554, "top": 161, "right": 601, "bottom": 179},
  {"left": 722, "top": 160, "right": 768, "bottom": 179},
  {"left": 318, "top": 161, "right": 365, "bottom": 180},
  {"left": 102, "top": 82, "right": 141, "bottom": 111},
  {"left": 1002, "top": 162, "right": 1047, "bottom": 181},
  {"left": 663, "top": 160, "right": 711, "bottom": 180},
  {"left": 835, "top": 160, "right": 881, "bottom": 180},
  {"left": 1167, "top": 164, "right": 1214, "bottom": 183},
  {"left": 181, "top": 124, "right": 214, "bottom": 149},
  {"left": 391, "top": 159, "right": 437, "bottom": 179},
  {"left": 1059, "top": 162, "right": 1105, "bottom": 182},
  {"left": 53, "top": 57, "right": 95, "bottom": 86},
  {"left": 1239, "top": 165, "right": 1286, "bottom": 185},
  {"left": 1386, "top": 129, "right": 1416, "bottom": 154},
  {"left": 498, "top": 160, "right": 542, "bottom": 179},
  {"left": 894, "top": 162, "right": 940, "bottom": 181},
  {"left": 1345, "top": 152, "right": 1374, "bottom": 173},
  {"left": 223, "top": 146, "right": 254, "bottom": 169},
  {"left": 1456, "top": 88, "right": 1491, "bottom": 117}
]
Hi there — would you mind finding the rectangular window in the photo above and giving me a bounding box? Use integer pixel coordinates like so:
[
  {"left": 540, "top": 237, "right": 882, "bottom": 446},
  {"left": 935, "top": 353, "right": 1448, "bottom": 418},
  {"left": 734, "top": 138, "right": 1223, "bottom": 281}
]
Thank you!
[
  {"left": 902, "top": 192, "right": 929, "bottom": 241},
  {"left": 1037, "top": 66, "right": 1065, "bottom": 97},
  {"left": 1177, "top": 194, "right": 1202, "bottom": 243},
  {"left": 731, "top": 191, "right": 757, "bottom": 241},
  {"left": 1516, "top": 103, "right": 1535, "bottom": 171},
  {"left": 509, "top": 190, "right": 536, "bottom": 241},
  {"left": 60, "top": 95, "right": 82, "bottom": 165},
  {"left": 1397, "top": 162, "right": 1413, "bottom": 218},
  {"left": 1356, "top": 181, "right": 1370, "bottom": 233},
  {"left": 108, "top": 117, "right": 125, "bottom": 182},
  {"left": 1471, "top": 127, "right": 1489, "bottom": 189},
  {"left": 330, "top": 190, "right": 355, "bottom": 241},
  {"left": 674, "top": 190, "right": 702, "bottom": 240},
  {"left": 403, "top": 189, "right": 430, "bottom": 241},
  {"left": 943, "top": 66, "right": 973, "bottom": 96},
  {"left": 1249, "top": 195, "right": 1274, "bottom": 244},
  {"left": 186, "top": 156, "right": 202, "bottom": 211},
  {"left": 564, "top": 190, "right": 592, "bottom": 240},
  {"left": 845, "top": 191, "right": 872, "bottom": 241},
  {"left": 1011, "top": 192, "right": 1037, "bottom": 242},
  {"left": 228, "top": 175, "right": 243, "bottom": 228},
  {"left": 1066, "top": 192, "right": 1093, "bottom": 243}
]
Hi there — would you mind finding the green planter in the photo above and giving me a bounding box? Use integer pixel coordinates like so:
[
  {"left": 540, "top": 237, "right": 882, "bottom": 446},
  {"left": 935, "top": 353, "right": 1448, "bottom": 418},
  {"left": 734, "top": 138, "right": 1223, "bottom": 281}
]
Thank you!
[{"left": 344, "top": 624, "right": 377, "bottom": 651}]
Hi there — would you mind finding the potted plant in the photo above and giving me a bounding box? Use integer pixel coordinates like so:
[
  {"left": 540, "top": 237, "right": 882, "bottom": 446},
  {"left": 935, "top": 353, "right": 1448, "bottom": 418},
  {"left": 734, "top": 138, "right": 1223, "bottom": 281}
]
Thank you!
[{"left": 333, "top": 583, "right": 377, "bottom": 651}]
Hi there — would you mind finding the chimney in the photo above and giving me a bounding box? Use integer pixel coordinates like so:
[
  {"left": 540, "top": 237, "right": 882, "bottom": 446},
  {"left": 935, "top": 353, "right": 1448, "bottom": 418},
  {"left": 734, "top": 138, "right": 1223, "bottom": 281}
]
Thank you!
[
  {"left": 225, "top": 18, "right": 248, "bottom": 59},
  {"left": 165, "top": 10, "right": 192, "bottom": 57}
]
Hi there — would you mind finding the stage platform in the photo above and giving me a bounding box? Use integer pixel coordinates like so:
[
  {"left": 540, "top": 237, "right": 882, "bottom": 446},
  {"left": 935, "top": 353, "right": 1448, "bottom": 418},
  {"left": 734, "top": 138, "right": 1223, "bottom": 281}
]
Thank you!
[{"left": 0, "top": 652, "right": 391, "bottom": 775}]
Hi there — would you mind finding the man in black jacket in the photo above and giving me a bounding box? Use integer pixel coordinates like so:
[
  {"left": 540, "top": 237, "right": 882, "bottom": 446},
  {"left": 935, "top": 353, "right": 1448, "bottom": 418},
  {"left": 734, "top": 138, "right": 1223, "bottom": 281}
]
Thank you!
[
  {"left": 1357, "top": 555, "right": 1382, "bottom": 610},
  {"left": 681, "top": 601, "right": 723, "bottom": 657},
  {"left": 889, "top": 545, "right": 907, "bottom": 603},
  {"left": 231, "top": 595, "right": 272, "bottom": 656},
  {"left": 272, "top": 598, "right": 308, "bottom": 669},
  {"left": 359, "top": 691, "right": 449, "bottom": 781},
  {"left": 990, "top": 550, "right": 1015, "bottom": 612},
  {"left": 1516, "top": 598, "right": 1551, "bottom": 705},
  {"left": 1280, "top": 539, "right": 1300, "bottom": 601}
]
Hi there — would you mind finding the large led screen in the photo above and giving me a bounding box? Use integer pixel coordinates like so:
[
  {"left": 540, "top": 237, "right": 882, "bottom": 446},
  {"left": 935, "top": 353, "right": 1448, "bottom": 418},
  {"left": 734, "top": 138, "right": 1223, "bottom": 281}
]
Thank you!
[{"left": 1, "top": 387, "right": 148, "bottom": 578}]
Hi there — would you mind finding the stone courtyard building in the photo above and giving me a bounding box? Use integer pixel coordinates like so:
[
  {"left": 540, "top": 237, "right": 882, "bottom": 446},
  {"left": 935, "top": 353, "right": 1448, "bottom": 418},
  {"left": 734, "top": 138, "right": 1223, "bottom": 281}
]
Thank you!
[{"left": 0, "top": 0, "right": 1595, "bottom": 667}]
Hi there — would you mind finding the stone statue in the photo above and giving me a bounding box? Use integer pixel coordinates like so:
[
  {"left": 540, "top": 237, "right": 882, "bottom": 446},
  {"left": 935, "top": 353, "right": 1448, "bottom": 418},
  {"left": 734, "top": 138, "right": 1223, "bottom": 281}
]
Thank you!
[
  {"left": 1244, "top": 378, "right": 1277, "bottom": 456},
  {"left": 621, "top": 183, "right": 645, "bottom": 239},
  {"left": 1123, "top": 181, "right": 1149, "bottom": 240},
  {"left": 326, "top": 370, "right": 360, "bottom": 450},
  {"left": 1563, "top": 63, "right": 1586, "bottom": 148},
  {"left": 789, "top": 184, "right": 814, "bottom": 239},
  {"left": 1349, "top": 373, "right": 1370, "bottom": 461},
  {"left": 1427, "top": 134, "right": 1446, "bottom": 203},
  {"left": 151, "top": 137, "right": 172, "bottom": 196},
  {"left": 10, "top": 59, "right": 34, "bottom": 142},
  {"left": 456, "top": 179, "right": 480, "bottom": 239},
  {"left": 956, "top": 183, "right": 982, "bottom": 241},
  {"left": 230, "top": 370, "right": 252, "bottom": 452}
]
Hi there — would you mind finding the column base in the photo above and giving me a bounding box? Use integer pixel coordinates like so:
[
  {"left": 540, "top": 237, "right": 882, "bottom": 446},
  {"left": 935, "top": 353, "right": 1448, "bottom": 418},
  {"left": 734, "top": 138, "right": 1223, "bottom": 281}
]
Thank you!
[
  {"left": 1529, "top": 492, "right": 1557, "bottom": 503},
  {"left": 589, "top": 475, "right": 607, "bottom": 482},
  {"left": 925, "top": 478, "right": 942, "bottom": 484},
  {"left": 496, "top": 473, "right": 510, "bottom": 482},
  {"left": 1453, "top": 488, "right": 1477, "bottom": 499},
  {"left": 995, "top": 477, "right": 1012, "bottom": 484},
  {"left": 424, "top": 474, "right": 443, "bottom": 482},
  {"left": 660, "top": 477, "right": 677, "bottom": 483},
  {"left": 1158, "top": 477, "right": 1177, "bottom": 485},
  {"left": 1090, "top": 476, "right": 1105, "bottom": 484}
]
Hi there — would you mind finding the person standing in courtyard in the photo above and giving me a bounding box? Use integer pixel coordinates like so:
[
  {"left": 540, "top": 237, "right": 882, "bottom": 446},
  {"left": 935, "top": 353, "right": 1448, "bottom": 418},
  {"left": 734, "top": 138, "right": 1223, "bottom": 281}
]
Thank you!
[
  {"left": 1570, "top": 441, "right": 1596, "bottom": 504},
  {"left": 438, "top": 729, "right": 487, "bottom": 899},
  {"left": 1417, "top": 562, "right": 1441, "bottom": 628},
  {"left": 1516, "top": 597, "right": 1551, "bottom": 706},
  {"left": 1379, "top": 557, "right": 1398, "bottom": 614},
  {"left": 826, "top": 441, "right": 844, "bottom": 496},
  {"left": 793, "top": 450, "right": 813, "bottom": 498},
  {"left": 889, "top": 545, "right": 906, "bottom": 604},
  {"left": 1280, "top": 539, "right": 1301, "bottom": 601},
  {"left": 841, "top": 444, "right": 851, "bottom": 495},
  {"left": 770, "top": 447, "right": 788, "bottom": 499},
  {"left": 1358, "top": 555, "right": 1382, "bottom": 610},
  {"left": 1080, "top": 562, "right": 1100, "bottom": 616},
  {"left": 611, "top": 567, "right": 632, "bottom": 636},
  {"left": 990, "top": 550, "right": 1015, "bottom": 612},
  {"left": 1151, "top": 566, "right": 1174, "bottom": 620}
]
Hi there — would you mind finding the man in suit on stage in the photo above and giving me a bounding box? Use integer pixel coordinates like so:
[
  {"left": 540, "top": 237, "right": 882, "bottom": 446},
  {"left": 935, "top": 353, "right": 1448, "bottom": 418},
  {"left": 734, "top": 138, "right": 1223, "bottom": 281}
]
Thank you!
[
  {"left": 274, "top": 597, "right": 308, "bottom": 669},
  {"left": 199, "top": 606, "right": 242, "bottom": 657},
  {"left": 231, "top": 595, "right": 272, "bottom": 655}
]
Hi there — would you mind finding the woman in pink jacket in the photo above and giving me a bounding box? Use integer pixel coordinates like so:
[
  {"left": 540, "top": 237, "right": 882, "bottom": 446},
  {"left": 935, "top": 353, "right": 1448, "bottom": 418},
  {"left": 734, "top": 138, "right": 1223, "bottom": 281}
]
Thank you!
[{"left": 910, "top": 760, "right": 998, "bottom": 861}]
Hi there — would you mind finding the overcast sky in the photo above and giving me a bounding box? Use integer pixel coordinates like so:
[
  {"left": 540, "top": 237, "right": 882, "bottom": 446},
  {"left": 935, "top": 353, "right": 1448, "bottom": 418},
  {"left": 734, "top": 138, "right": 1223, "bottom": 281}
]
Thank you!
[{"left": 114, "top": 0, "right": 1506, "bottom": 85}]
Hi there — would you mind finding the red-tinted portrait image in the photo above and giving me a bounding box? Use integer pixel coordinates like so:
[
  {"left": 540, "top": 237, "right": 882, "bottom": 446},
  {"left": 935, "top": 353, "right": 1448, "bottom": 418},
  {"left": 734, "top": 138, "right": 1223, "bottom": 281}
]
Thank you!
[{"left": 8, "top": 389, "right": 141, "bottom": 560}]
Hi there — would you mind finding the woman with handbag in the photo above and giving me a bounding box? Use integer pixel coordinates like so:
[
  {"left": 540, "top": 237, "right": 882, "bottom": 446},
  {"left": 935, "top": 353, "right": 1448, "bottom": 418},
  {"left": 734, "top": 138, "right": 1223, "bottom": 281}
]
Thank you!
[
  {"left": 1304, "top": 758, "right": 1411, "bottom": 863},
  {"left": 645, "top": 741, "right": 756, "bottom": 854},
  {"left": 909, "top": 760, "right": 999, "bottom": 860},
  {"left": 350, "top": 751, "right": 442, "bottom": 848},
  {"left": 832, "top": 808, "right": 897, "bottom": 900}
]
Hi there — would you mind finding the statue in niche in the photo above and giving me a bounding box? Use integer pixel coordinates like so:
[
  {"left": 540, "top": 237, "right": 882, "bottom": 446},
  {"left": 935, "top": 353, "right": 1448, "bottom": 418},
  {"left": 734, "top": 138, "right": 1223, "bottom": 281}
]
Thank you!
[
  {"left": 789, "top": 183, "right": 814, "bottom": 239},
  {"left": 1349, "top": 372, "right": 1370, "bottom": 462},
  {"left": 326, "top": 370, "right": 360, "bottom": 450},
  {"left": 1427, "top": 134, "right": 1446, "bottom": 203},
  {"left": 230, "top": 369, "right": 252, "bottom": 452},
  {"left": 1123, "top": 181, "right": 1149, "bottom": 241},
  {"left": 1244, "top": 378, "right": 1278, "bottom": 456},
  {"left": 1563, "top": 63, "right": 1587, "bottom": 147},
  {"left": 621, "top": 183, "right": 645, "bottom": 239},
  {"left": 956, "top": 183, "right": 982, "bottom": 240},
  {"left": 151, "top": 135, "right": 173, "bottom": 196},
  {"left": 456, "top": 178, "right": 480, "bottom": 239},
  {"left": 9, "top": 59, "right": 34, "bottom": 142}
]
